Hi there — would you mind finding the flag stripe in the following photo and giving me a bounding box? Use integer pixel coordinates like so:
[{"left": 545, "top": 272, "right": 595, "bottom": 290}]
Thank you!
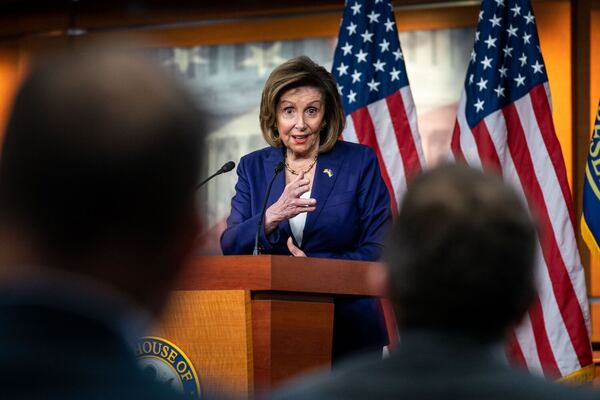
[
  {"left": 471, "top": 119, "right": 502, "bottom": 172},
  {"left": 507, "top": 331, "right": 527, "bottom": 367},
  {"left": 450, "top": 121, "right": 465, "bottom": 161},
  {"left": 506, "top": 148, "right": 583, "bottom": 376},
  {"left": 533, "top": 239, "right": 581, "bottom": 376},
  {"left": 514, "top": 313, "right": 544, "bottom": 374},
  {"left": 331, "top": 0, "right": 422, "bottom": 358},
  {"left": 454, "top": 0, "right": 592, "bottom": 377},
  {"left": 453, "top": 106, "right": 569, "bottom": 377},
  {"left": 503, "top": 102, "right": 591, "bottom": 368},
  {"left": 503, "top": 150, "right": 578, "bottom": 376},
  {"left": 482, "top": 110, "right": 510, "bottom": 170},
  {"left": 367, "top": 98, "right": 407, "bottom": 205},
  {"left": 455, "top": 92, "right": 484, "bottom": 169},
  {"left": 380, "top": 299, "right": 399, "bottom": 351},
  {"left": 399, "top": 87, "right": 426, "bottom": 168},
  {"left": 455, "top": 88, "right": 590, "bottom": 378},
  {"left": 386, "top": 90, "right": 420, "bottom": 180},
  {"left": 530, "top": 84, "right": 576, "bottom": 228},
  {"left": 516, "top": 93, "right": 580, "bottom": 285},
  {"left": 528, "top": 296, "right": 561, "bottom": 377},
  {"left": 526, "top": 88, "right": 591, "bottom": 332},
  {"left": 351, "top": 108, "right": 398, "bottom": 211},
  {"left": 343, "top": 115, "right": 358, "bottom": 143},
  {"left": 512, "top": 93, "right": 592, "bottom": 367}
]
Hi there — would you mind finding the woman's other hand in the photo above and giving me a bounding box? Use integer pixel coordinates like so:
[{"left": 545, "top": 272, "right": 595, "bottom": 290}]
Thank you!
[
  {"left": 264, "top": 171, "right": 316, "bottom": 234},
  {"left": 287, "top": 237, "right": 307, "bottom": 257}
]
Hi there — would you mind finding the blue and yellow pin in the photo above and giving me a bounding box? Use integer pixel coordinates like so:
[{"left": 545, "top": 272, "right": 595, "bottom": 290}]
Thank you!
[{"left": 323, "top": 168, "right": 333, "bottom": 178}]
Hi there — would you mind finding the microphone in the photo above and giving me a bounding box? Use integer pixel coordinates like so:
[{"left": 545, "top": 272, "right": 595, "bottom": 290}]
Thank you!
[
  {"left": 253, "top": 161, "right": 285, "bottom": 255},
  {"left": 196, "top": 161, "right": 236, "bottom": 189}
]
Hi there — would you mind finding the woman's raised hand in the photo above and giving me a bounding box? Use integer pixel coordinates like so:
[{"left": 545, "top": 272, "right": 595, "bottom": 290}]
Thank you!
[
  {"left": 287, "top": 237, "right": 307, "bottom": 257},
  {"left": 264, "top": 171, "right": 316, "bottom": 234}
]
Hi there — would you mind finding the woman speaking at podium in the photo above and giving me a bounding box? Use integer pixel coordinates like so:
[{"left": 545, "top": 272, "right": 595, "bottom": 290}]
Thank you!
[{"left": 221, "top": 56, "right": 391, "bottom": 361}]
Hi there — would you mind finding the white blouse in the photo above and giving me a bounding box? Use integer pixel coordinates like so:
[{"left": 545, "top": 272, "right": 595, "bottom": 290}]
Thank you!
[{"left": 289, "top": 191, "right": 311, "bottom": 247}]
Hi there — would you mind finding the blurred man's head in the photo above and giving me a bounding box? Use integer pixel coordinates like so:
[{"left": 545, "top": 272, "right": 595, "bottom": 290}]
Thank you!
[
  {"left": 0, "top": 46, "right": 204, "bottom": 315},
  {"left": 385, "top": 164, "right": 537, "bottom": 341}
]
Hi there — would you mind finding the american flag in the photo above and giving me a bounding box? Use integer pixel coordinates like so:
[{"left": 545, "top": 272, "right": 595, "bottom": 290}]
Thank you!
[
  {"left": 451, "top": 0, "right": 593, "bottom": 380},
  {"left": 332, "top": 0, "right": 424, "bottom": 212}
]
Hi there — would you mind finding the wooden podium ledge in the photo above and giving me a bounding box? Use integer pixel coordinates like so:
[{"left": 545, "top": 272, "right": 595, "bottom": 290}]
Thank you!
[{"left": 175, "top": 255, "right": 384, "bottom": 297}]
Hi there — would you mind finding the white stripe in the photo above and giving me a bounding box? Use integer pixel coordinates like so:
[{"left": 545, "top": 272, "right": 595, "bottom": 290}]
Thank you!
[
  {"left": 456, "top": 91, "right": 484, "bottom": 170},
  {"left": 482, "top": 110, "right": 509, "bottom": 170},
  {"left": 513, "top": 312, "right": 544, "bottom": 376},
  {"left": 513, "top": 94, "right": 578, "bottom": 270},
  {"left": 367, "top": 98, "right": 406, "bottom": 204},
  {"left": 399, "top": 87, "right": 426, "bottom": 169},
  {"left": 543, "top": 85, "right": 589, "bottom": 335},
  {"left": 543, "top": 82, "right": 553, "bottom": 113},
  {"left": 505, "top": 95, "right": 586, "bottom": 376},
  {"left": 455, "top": 92, "right": 587, "bottom": 376},
  {"left": 535, "top": 241, "right": 582, "bottom": 375},
  {"left": 504, "top": 152, "right": 578, "bottom": 376},
  {"left": 342, "top": 115, "right": 358, "bottom": 143},
  {"left": 513, "top": 94, "right": 590, "bottom": 334}
]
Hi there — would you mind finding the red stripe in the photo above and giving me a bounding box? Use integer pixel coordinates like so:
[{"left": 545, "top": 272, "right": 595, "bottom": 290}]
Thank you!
[
  {"left": 507, "top": 331, "right": 527, "bottom": 368},
  {"left": 529, "top": 84, "right": 576, "bottom": 228},
  {"left": 351, "top": 108, "right": 398, "bottom": 215},
  {"left": 450, "top": 120, "right": 465, "bottom": 161},
  {"left": 380, "top": 299, "right": 398, "bottom": 352},
  {"left": 504, "top": 103, "right": 592, "bottom": 369},
  {"left": 385, "top": 91, "right": 421, "bottom": 180},
  {"left": 527, "top": 297, "right": 561, "bottom": 377},
  {"left": 471, "top": 119, "right": 502, "bottom": 174}
]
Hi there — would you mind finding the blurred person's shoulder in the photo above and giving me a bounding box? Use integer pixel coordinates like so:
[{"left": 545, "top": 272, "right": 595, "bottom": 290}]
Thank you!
[
  {"left": 269, "top": 352, "right": 391, "bottom": 400},
  {"left": 269, "top": 350, "right": 600, "bottom": 400}
]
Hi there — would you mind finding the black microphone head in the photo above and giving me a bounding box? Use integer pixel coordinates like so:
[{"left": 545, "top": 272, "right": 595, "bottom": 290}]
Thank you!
[
  {"left": 275, "top": 161, "right": 285, "bottom": 174},
  {"left": 221, "top": 161, "right": 236, "bottom": 173}
]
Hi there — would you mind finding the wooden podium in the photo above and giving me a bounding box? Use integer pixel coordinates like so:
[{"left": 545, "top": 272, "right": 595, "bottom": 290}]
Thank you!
[{"left": 153, "top": 255, "right": 384, "bottom": 398}]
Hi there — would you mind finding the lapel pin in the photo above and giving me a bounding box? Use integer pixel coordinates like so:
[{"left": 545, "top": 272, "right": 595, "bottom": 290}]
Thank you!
[{"left": 323, "top": 168, "right": 333, "bottom": 178}]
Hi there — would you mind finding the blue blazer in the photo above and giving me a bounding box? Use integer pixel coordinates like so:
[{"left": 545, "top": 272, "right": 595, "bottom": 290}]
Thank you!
[
  {"left": 221, "top": 140, "right": 391, "bottom": 260},
  {"left": 221, "top": 140, "right": 391, "bottom": 353}
]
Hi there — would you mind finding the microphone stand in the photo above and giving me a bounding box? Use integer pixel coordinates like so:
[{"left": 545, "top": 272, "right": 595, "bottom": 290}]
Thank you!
[
  {"left": 253, "top": 162, "right": 284, "bottom": 255},
  {"left": 196, "top": 170, "right": 222, "bottom": 189},
  {"left": 196, "top": 161, "right": 236, "bottom": 190}
]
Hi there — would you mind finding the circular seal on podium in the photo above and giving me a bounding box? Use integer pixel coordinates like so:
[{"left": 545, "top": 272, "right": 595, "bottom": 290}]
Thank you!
[{"left": 136, "top": 336, "right": 201, "bottom": 399}]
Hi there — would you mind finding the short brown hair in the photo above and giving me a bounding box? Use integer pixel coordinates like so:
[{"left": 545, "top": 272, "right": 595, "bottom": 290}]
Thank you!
[
  {"left": 0, "top": 48, "right": 204, "bottom": 252},
  {"left": 385, "top": 164, "right": 537, "bottom": 341},
  {"left": 259, "top": 56, "right": 345, "bottom": 153}
]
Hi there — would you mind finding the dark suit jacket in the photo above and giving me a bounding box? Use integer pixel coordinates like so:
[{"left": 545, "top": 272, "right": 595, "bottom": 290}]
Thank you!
[
  {"left": 220, "top": 140, "right": 391, "bottom": 260},
  {"left": 220, "top": 140, "right": 392, "bottom": 352},
  {"left": 271, "top": 331, "right": 600, "bottom": 400},
  {"left": 0, "top": 297, "right": 184, "bottom": 400}
]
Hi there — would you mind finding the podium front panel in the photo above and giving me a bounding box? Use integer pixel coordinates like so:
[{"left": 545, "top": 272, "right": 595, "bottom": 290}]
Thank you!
[{"left": 155, "top": 290, "right": 253, "bottom": 398}]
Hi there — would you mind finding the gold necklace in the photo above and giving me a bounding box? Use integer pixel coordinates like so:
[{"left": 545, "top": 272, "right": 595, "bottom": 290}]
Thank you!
[{"left": 285, "top": 155, "right": 318, "bottom": 175}]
